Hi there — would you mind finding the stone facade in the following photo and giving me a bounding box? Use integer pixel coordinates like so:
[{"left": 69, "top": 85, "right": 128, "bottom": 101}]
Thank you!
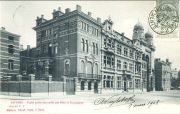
[
  {"left": 101, "top": 19, "right": 155, "bottom": 93},
  {"left": 20, "top": 5, "right": 155, "bottom": 93},
  {"left": 0, "top": 27, "right": 20, "bottom": 80},
  {"left": 154, "top": 58, "right": 171, "bottom": 91}
]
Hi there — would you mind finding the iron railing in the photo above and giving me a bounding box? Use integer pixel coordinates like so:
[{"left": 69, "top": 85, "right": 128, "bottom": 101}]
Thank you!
[{"left": 78, "top": 73, "right": 101, "bottom": 79}]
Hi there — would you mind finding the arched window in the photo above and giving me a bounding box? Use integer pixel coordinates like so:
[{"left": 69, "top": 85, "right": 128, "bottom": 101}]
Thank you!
[
  {"left": 64, "top": 60, "right": 70, "bottom": 75},
  {"left": 85, "top": 40, "right": 88, "bottom": 53},
  {"left": 92, "top": 42, "right": 95, "bottom": 54},
  {"left": 94, "top": 63, "right": 98, "bottom": 74},
  {"left": 96, "top": 44, "right": 98, "bottom": 55},
  {"left": 81, "top": 38, "right": 85, "bottom": 52},
  {"left": 87, "top": 62, "right": 92, "bottom": 75},
  {"left": 80, "top": 61, "right": 85, "bottom": 73}
]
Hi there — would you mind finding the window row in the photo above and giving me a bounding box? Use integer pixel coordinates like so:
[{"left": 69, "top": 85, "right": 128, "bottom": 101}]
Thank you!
[
  {"left": 41, "top": 28, "right": 53, "bottom": 37},
  {"left": 80, "top": 21, "right": 99, "bottom": 36},
  {"left": 81, "top": 38, "right": 98, "bottom": 55}
]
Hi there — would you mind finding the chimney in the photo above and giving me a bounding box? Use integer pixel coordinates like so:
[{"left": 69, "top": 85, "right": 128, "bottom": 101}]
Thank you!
[
  {"left": 41, "top": 15, "right": 44, "bottom": 19},
  {"left": 58, "top": 7, "right": 61, "bottom": 11},
  {"left": 76, "top": 5, "right": 81, "bottom": 12},
  {"left": 53, "top": 9, "right": 56, "bottom": 12},
  {"left": 65, "top": 8, "right": 71, "bottom": 13},
  {"left": 20, "top": 45, "right": 23, "bottom": 50},
  {"left": 166, "top": 59, "right": 169, "bottom": 62},
  {"left": 37, "top": 16, "right": 39, "bottom": 20},
  {"left": 122, "top": 32, "right": 124, "bottom": 36},
  {"left": 97, "top": 17, "right": 101, "bottom": 23},
  {"left": 88, "top": 12, "right": 91, "bottom": 17},
  {"left": 1, "top": 27, "right": 5, "bottom": 31},
  {"left": 27, "top": 45, "right": 30, "bottom": 51}
]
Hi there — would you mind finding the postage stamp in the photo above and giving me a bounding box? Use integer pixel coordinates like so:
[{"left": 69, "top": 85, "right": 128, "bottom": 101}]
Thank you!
[{"left": 148, "top": 0, "right": 179, "bottom": 37}]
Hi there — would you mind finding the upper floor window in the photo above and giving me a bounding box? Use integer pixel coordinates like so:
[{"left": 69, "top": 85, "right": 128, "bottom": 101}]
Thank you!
[
  {"left": 8, "top": 45, "right": 14, "bottom": 54},
  {"left": 8, "top": 60, "right": 14, "bottom": 70},
  {"left": 81, "top": 38, "right": 85, "bottom": 52},
  {"left": 117, "top": 60, "right": 121, "bottom": 69},
  {"left": 96, "top": 44, "right": 98, "bottom": 55},
  {"left": 8, "top": 36, "right": 14, "bottom": 41},
  {"left": 92, "top": 42, "right": 95, "bottom": 54},
  {"left": 130, "top": 50, "right": 133, "bottom": 58},
  {"left": 54, "top": 46, "right": 58, "bottom": 54},
  {"left": 124, "top": 48, "right": 128, "bottom": 56},
  {"left": 117, "top": 44, "right": 122, "bottom": 54},
  {"left": 85, "top": 40, "right": 88, "bottom": 53},
  {"left": 81, "top": 21, "right": 88, "bottom": 31},
  {"left": 123, "top": 62, "right": 127, "bottom": 70}
]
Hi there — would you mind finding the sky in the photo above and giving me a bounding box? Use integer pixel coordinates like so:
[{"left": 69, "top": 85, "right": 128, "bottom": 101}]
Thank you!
[{"left": 0, "top": 1, "right": 180, "bottom": 70}]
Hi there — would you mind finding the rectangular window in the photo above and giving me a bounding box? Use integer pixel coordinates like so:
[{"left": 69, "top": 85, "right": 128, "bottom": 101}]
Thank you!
[
  {"left": 112, "top": 58, "right": 114, "bottom": 68},
  {"left": 117, "top": 60, "right": 121, "bottom": 70},
  {"left": 117, "top": 45, "right": 122, "bottom": 54},
  {"left": 104, "top": 56, "right": 107, "bottom": 67},
  {"left": 107, "top": 57, "right": 111, "bottom": 68},
  {"left": 8, "top": 36, "right": 14, "bottom": 41},
  {"left": 124, "top": 48, "right": 128, "bottom": 56},
  {"left": 54, "top": 46, "right": 58, "bottom": 54},
  {"left": 123, "top": 62, "right": 127, "bottom": 70},
  {"left": 130, "top": 50, "right": 133, "bottom": 58},
  {"left": 8, "top": 45, "right": 14, "bottom": 54},
  {"left": 8, "top": 60, "right": 14, "bottom": 70}
]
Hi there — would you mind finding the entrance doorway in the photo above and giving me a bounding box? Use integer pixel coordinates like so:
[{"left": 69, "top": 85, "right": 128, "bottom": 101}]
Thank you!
[
  {"left": 94, "top": 82, "right": 98, "bottom": 93},
  {"left": 124, "top": 81, "right": 127, "bottom": 91}
]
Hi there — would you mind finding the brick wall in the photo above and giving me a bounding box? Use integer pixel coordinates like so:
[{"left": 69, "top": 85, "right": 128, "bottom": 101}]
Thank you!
[{"left": 1, "top": 81, "right": 64, "bottom": 94}]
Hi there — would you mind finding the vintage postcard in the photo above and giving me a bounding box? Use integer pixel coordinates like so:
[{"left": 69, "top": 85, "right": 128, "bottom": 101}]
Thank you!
[{"left": 0, "top": 0, "right": 180, "bottom": 114}]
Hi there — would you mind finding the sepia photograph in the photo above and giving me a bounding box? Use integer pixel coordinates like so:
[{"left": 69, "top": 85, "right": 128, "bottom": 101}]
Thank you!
[{"left": 0, "top": 0, "right": 180, "bottom": 114}]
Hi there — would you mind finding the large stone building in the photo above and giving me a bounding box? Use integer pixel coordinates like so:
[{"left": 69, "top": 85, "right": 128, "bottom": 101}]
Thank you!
[
  {"left": 171, "top": 68, "right": 178, "bottom": 79},
  {"left": 101, "top": 17, "right": 155, "bottom": 93},
  {"left": 0, "top": 27, "right": 20, "bottom": 80},
  {"left": 154, "top": 58, "right": 171, "bottom": 91},
  {"left": 20, "top": 5, "right": 155, "bottom": 94}
]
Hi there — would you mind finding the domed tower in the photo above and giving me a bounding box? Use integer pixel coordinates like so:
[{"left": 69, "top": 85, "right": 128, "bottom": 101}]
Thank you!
[
  {"left": 132, "top": 21, "right": 144, "bottom": 41},
  {"left": 145, "top": 30, "right": 153, "bottom": 45}
]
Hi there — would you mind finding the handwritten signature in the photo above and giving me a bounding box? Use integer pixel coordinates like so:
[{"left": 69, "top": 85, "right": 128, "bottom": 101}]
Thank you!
[{"left": 94, "top": 94, "right": 161, "bottom": 109}]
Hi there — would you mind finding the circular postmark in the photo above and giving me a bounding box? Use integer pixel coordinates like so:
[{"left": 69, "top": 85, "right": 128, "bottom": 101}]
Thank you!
[{"left": 148, "top": 4, "right": 179, "bottom": 35}]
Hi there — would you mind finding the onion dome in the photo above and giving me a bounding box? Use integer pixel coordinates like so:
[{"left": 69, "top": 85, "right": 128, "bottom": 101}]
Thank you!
[
  {"left": 133, "top": 22, "right": 144, "bottom": 30},
  {"left": 145, "top": 30, "right": 153, "bottom": 38}
]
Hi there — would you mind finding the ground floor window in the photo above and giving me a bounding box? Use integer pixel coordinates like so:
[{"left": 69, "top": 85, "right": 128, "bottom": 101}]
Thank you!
[
  {"left": 81, "top": 81, "right": 85, "bottom": 90},
  {"left": 88, "top": 82, "right": 91, "bottom": 90},
  {"left": 135, "top": 79, "right": 141, "bottom": 88},
  {"left": 117, "top": 76, "right": 121, "bottom": 89},
  {"left": 129, "top": 82, "right": 132, "bottom": 88}
]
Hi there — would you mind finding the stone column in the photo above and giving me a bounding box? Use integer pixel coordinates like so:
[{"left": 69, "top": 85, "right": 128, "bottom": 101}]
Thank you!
[
  {"left": 74, "top": 77, "right": 79, "bottom": 92},
  {"left": 29, "top": 74, "right": 35, "bottom": 81},
  {"left": 45, "top": 60, "right": 49, "bottom": 76},
  {"left": 84, "top": 81, "right": 88, "bottom": 91},
  {"left": 16, "top": 75, "right": 22, "bottom": 81},
  {"left": 91, "top": 81, "right": 94, "bottom": 92},
  {"left": 62, "top": 76, "right": 66, "bottom": 94}
]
